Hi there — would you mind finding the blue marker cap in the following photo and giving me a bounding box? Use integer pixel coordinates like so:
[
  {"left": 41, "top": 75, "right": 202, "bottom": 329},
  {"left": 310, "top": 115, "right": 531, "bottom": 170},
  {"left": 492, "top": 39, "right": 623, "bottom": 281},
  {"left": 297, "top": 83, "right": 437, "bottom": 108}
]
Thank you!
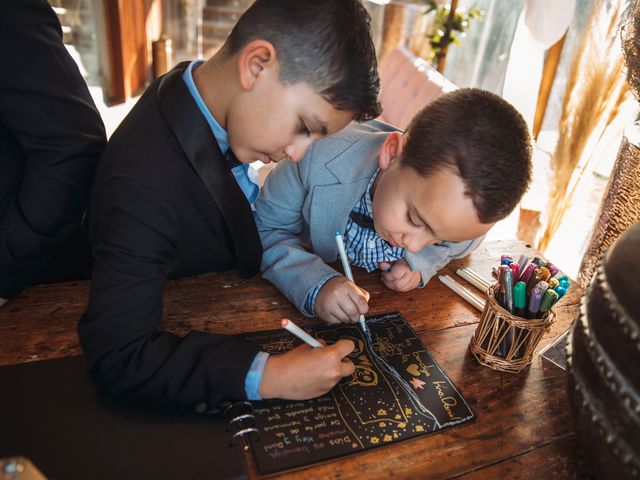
[
  {"left": 555, "top": 286, "right": 567, "bottom": 299},
  {"left": 500, "top": 254, "right": 513, "bottom": 266}
]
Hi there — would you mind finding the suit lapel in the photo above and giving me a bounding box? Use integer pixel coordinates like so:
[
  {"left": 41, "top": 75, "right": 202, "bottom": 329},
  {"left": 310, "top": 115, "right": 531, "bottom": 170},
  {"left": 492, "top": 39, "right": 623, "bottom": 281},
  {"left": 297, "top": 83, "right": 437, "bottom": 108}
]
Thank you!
[
  {"left": 156, "top": 63, "right": 261, "bottom": 277},
  {"left": 308, "top": 135, "right": 384, "bottom": 262},
  {"left": 310, "top": 181, "right": 370, "bottom": 261}
]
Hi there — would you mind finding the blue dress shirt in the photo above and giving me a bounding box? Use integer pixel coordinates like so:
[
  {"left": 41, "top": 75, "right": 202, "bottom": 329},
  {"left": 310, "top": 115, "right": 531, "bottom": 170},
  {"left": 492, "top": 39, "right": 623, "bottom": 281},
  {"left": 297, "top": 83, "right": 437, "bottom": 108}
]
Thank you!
[{"left": 183, "top": 60, "right": 267, "bottom": 400}]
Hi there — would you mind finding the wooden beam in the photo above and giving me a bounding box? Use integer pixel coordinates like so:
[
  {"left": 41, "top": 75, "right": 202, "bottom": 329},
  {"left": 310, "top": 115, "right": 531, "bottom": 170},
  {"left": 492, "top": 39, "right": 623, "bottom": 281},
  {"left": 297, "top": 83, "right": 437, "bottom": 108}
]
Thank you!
[
  {"left": 102, "top": 0, "right": 161, "bottom": 104},
  {"left": 532, "top": 33, "right": 566, "bottom": 140}
]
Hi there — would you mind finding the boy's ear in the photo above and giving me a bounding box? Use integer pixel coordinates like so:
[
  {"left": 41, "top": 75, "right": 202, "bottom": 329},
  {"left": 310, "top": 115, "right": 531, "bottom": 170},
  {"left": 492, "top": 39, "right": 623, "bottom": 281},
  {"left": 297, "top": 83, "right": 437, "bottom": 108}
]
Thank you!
[
  {"left": 378, "top": 132, "right": 406, "bottom": 170},
  {"left": 238, "top": 40, "right": 277, "bottom": 91}
]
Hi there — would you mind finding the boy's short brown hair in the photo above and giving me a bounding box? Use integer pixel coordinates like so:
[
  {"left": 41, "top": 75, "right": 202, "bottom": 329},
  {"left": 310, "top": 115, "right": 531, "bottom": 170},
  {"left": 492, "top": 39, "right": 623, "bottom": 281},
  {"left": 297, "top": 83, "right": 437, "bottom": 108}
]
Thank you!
[
  {"left": 401, "top": 88, "right": 532, "bottom": 223},
  {"left": 225, "top": 0, "right": 381, "bottom": 122}
]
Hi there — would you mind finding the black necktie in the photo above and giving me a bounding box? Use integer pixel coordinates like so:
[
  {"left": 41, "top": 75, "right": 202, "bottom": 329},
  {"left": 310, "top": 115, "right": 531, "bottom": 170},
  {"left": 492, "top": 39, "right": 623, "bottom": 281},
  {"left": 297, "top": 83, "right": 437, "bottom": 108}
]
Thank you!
[{"left": 223, "top": 148, "right": 241, "bottom": 169}]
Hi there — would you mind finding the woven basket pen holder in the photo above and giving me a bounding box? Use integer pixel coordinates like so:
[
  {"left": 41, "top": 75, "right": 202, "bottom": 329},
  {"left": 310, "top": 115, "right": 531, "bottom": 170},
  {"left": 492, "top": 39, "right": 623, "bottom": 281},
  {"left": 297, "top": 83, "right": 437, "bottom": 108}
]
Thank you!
[{"left": 469, "top": 283, "right": 556, "bottom": 373}]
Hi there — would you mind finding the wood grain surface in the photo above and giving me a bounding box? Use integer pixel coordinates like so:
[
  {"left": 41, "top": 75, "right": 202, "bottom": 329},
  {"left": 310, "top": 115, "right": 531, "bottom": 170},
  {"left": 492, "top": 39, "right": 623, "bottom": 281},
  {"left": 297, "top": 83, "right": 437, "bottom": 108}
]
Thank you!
[{"left": 0, "top": 240, "right": 586, "bottom": 479}]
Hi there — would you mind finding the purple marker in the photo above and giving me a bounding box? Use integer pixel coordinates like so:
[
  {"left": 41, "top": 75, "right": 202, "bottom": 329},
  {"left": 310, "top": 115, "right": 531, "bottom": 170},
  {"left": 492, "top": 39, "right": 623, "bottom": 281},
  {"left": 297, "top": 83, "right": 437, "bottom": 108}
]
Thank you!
[{"left": 527, "top": 287, "right": 543, "bottom": 319}]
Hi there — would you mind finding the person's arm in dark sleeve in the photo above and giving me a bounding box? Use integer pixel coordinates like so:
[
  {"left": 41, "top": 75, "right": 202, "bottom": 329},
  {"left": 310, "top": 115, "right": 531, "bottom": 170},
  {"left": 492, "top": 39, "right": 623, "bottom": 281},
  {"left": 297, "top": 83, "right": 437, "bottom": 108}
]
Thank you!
[
  {"left": 0, "top": 0, "right": 106, "bottom": 298},
  {"left": 78, "top": 178, "right": 259, "bottom": 408}
]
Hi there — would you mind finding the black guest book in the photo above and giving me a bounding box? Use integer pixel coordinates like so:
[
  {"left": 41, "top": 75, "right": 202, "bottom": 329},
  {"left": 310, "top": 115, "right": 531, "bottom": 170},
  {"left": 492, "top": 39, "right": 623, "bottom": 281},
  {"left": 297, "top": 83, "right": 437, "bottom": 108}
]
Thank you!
[
  {"left": 0, "top": 312, "right": 473, "bottom": 479},
  {"left": 234, "top": 311, "right": 475, "bottom": 475}
]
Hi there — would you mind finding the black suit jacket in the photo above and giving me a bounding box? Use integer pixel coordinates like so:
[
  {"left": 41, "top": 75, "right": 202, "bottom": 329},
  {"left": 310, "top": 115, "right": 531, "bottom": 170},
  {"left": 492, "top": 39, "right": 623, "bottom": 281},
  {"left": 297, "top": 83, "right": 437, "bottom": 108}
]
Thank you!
[
  {"left": 0, "top": 0, "right": 106, "bottom": 298},
  {"left": 78, "top": 62, "right": 263, "bottom": 410}
]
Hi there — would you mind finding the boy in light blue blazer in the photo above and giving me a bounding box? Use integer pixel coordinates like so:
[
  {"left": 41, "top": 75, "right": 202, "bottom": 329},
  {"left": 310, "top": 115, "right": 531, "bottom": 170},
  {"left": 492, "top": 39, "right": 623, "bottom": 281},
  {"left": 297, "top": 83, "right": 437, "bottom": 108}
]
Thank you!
[{"left": 255, "top": 88, "right": 532, "bottom": 324}]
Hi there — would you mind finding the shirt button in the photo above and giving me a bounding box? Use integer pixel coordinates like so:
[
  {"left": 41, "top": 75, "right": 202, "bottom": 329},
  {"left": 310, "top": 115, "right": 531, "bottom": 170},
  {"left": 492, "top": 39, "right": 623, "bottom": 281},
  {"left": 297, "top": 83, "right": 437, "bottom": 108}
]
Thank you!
[{"left": 368, "top": 240, "right": 376, "bottom": 249}]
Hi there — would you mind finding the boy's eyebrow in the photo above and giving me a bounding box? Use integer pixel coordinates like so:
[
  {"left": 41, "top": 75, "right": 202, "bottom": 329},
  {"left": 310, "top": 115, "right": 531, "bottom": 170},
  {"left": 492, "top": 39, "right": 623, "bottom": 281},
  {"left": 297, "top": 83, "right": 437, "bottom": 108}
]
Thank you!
[{"left": 312, "top": 115, "right": 329, "bottom": 136}]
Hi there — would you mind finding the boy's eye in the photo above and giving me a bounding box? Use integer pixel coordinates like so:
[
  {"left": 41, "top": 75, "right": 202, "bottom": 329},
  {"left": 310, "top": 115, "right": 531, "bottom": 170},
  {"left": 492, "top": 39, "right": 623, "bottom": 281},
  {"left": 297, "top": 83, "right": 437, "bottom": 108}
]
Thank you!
[
  {"left": 299, "top": 121, "right": 311, "bottom": 137},
  {"left": 407, "top": 212, "right": 421, "bottom": 228}
]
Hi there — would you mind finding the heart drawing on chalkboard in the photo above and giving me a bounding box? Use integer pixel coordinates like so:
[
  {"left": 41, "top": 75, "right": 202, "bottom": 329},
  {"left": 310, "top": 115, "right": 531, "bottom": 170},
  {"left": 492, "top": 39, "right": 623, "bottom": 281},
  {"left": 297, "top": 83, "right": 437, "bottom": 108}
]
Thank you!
[{"left": 406, "top": 364, "right": 421, "bottom": 377}]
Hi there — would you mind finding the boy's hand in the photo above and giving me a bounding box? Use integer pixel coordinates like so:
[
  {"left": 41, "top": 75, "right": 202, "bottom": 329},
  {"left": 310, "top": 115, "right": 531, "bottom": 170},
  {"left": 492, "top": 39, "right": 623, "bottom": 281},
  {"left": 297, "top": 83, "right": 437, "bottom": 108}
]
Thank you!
[
  {"left": 379, "top": 259, "right": 421, "bottom": 292},
  {"left": 0, "top": 298, "right": 6, "bottom": 308},
  {"left": 259, "top": 340, "right": 355, "bottom": 400},
  {"left": 314, "top": 276, "right": 369, "bottom": 324}
]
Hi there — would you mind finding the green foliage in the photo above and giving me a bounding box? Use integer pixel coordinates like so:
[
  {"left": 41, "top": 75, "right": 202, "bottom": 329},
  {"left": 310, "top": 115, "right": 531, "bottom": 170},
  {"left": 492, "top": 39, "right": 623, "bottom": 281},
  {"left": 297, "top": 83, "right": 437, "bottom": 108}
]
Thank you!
[{"left": 421, "top": 1, "right": 483, "bottom": 65}]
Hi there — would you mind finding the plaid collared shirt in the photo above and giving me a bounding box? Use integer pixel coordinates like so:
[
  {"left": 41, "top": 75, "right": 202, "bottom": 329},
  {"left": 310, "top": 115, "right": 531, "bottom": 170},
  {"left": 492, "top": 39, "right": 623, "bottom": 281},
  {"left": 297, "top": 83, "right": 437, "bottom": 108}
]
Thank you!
[{"left": 303, "top": 169, "right": 405, "bottom": 316}]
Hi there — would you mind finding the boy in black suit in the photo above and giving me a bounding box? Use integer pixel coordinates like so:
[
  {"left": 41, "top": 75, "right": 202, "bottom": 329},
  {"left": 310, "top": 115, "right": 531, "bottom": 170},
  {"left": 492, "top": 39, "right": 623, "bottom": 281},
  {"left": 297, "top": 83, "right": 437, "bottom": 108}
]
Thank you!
[
  {"left": 0, "top": 0, "right": 106, "bottom": 306},
  {"left": 78, "top": 0, "right": 382, "bottom": 411}
]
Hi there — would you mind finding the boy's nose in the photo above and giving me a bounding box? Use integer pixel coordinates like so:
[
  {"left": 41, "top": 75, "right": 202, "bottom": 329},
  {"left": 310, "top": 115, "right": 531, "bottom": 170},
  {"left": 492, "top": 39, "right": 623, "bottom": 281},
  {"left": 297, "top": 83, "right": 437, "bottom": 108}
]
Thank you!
[
  {"left": 284, "top": 137, "right": 314, "bottom": 163},
  {"left": 403, "top": 234, "right": 438, "bottom": 253}
]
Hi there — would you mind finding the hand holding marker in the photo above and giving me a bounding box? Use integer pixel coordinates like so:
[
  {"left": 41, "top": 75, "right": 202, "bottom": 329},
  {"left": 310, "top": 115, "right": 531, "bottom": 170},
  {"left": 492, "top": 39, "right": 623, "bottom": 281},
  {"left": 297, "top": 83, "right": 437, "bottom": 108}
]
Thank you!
[{"left": 335, "top": 232, "right": 368, "bottom": 332}]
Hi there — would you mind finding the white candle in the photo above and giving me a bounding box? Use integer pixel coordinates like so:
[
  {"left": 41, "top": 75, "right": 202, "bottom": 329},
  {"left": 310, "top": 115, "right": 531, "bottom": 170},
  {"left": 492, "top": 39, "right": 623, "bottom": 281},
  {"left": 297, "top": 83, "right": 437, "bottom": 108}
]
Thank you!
[{"left": 439, "top": 275, "right": 486, "bottom": 311}]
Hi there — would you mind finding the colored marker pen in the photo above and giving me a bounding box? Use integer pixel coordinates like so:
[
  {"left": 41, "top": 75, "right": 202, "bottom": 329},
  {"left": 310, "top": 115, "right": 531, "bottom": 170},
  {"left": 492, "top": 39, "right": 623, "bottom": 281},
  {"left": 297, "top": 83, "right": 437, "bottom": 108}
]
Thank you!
[
  {"left": 497, "top": 265, "right": 510, "bottom": 308},
  {"left": 546, "top": 262, "right": 560, "bottom": 277},
  {"left": 539, "top": 266, "right": 551, "bottom": 282},
  {"left": 517, "top": 255, "right": 529, "bottom": 273},
  {"left": 537, "top": 289, "right": 559, "bottom": 318},
  {"left": 512, "top": 281, "right": 528, "bottom": 359},
  {"left": 500, "top": 254, "right": 513, "bottom": 266},
  {"left": 535, "top": 280, "right": 549, "bottom": 297},
  {"left": 557, "top": 274, "right": 569, "bottom": 283},
  {"left": 554, "top": 285, "right": 567, "bottom": 299},
  {"left": 531, "top": 256, "right": 547, "bottom": 268},
  {"left": 503, "top": 269, "right": 514, "bottom": 313},
  {"left": 281, "top": 319, "right": 322, "bottom": 348},
  {"left": 509, "top": 262, "right": 520, "bottom": 284},
  {"left": 513, "top": 281, "right": 527, "bottom": 318},
  {"left": 527, "top": 287, "right": 543, "bottom": 319},
  {"left": 526, "top": 268, "right": 545, "bottom": 296},
  {"left": 335, "top": 232, "right": 366, "bottom": 332},
  {"left": 548, "top": 278, "right": 560, "bottom": 289},
  {"left": 520, "top": 263, "right": 537, "bottom": 284}
]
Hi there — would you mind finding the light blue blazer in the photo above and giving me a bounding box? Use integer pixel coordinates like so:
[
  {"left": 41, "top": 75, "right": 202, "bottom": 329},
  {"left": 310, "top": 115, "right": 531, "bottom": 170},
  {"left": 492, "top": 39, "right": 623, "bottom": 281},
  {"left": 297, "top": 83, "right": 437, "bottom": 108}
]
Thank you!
[{"left": 254, "top": 120, "right": 483, "bottom": 316}]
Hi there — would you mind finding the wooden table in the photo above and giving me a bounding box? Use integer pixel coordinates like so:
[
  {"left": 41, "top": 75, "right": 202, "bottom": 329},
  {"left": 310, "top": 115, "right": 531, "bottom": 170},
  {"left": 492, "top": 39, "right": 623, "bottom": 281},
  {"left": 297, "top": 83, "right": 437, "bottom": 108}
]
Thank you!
[{"left": 0, "top": 240, "right": 587, "bottom": 479}]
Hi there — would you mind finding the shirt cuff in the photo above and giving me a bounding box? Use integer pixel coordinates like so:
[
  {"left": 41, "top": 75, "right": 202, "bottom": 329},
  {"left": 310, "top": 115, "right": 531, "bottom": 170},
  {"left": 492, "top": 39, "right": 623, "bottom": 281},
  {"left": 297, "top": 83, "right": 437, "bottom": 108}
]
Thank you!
[
  {"left": 302, "top": 273, "right": 340, "bottom": 316},
  {"left": 244, "top": 351, "right": 270, "bottom": 400}
]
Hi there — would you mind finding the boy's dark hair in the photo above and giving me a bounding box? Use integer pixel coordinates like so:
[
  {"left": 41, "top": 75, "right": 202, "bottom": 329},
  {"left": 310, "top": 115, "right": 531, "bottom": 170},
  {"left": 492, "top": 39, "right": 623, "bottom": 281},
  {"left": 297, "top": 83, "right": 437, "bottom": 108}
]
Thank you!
[
  {"left": 225, "top": 0, "right": 381, "bottom": 122},
  {"left": 402, "top": 88, "right": 532, "bottom": 224}
]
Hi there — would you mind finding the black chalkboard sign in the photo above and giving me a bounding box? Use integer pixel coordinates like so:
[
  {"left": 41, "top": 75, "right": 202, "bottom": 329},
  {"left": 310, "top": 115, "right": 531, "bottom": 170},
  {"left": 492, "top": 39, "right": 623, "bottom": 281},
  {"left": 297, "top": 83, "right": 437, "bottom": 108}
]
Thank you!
[{"left": 236, "top": 312, "right": 475, "bottom": 475}]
